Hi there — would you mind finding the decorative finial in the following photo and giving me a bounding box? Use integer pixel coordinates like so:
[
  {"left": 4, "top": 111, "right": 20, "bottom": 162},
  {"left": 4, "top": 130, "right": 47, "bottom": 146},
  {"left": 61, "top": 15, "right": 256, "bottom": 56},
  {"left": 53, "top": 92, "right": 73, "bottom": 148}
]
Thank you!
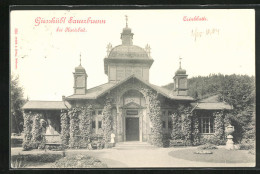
[
  {"left": 106, "top": 43, "right": 112, "bottom": 57},
  {"left": 79, "top": 53, "right": 82, "bottom": 65},
  {"left": 145, "top": 44, "right": 151, "bottom": 57},
  {"left": 125, "top": 15, "right": 128, "bottom": 28},
  {"left": 179, "top": 57, "right": 182, "bottom": 69}
]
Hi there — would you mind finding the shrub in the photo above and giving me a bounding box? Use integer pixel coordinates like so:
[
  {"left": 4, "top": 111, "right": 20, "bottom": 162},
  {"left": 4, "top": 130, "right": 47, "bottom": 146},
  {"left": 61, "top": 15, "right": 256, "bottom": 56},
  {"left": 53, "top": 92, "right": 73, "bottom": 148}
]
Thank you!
[
  {"left": 52, "top": 154, "right": 107, "bottom": 168},
  {"left": 239, "top": 139, "right": 254, "bottom": 150},
  {"left": 11, "top": 154, "right": 63, "bottom": 164},
  {"left": 199, "top": 136, "right": 226, "bottom": 146},
  {"left": 169, "top": 139, "right": 192, "bottom": 147},
  {"left": 198, "top": 143, "right": 218, "bottom": 150},
  {"left": 11, "top": 156, "right": 27, "bottom": 168}
]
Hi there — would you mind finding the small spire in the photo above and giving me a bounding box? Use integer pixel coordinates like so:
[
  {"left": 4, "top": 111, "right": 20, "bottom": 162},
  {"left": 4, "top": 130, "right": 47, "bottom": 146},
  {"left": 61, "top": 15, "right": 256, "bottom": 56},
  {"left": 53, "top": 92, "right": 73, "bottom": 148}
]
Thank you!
[
  {"left": 79, "top": 53, "right": 82, "bottom": 65},
  {"left": 179, "top": 57, "right": 182, "bottom": 69},
  {"left": 106, "top": 43, "right": 112, "bottom": 57},
  {"left": 145, "top": 44, "right": 151, "bottom": 57},
  {"left": 125, "top": 15, "right": 128, "bottom": 28}
]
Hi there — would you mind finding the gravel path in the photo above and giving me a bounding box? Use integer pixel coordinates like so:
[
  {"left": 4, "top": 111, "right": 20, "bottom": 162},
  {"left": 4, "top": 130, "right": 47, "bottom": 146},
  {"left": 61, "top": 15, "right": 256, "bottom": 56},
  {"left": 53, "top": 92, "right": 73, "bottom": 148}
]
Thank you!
[{"left": 11, "top": 147, "right": 255, "bottom": 168}]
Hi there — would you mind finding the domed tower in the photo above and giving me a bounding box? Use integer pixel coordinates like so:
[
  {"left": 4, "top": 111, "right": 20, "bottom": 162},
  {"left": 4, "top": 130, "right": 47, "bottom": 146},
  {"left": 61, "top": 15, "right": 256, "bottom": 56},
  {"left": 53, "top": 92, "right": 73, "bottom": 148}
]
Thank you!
[
  {"left": 73, "top": 54, "right": 88, "bottom": 95},
  {"left": 104, "top": 16, "right": 154, "bottom": 82},
  {"left": 173, "top": 58, "right": 188, "bottom": 96}
]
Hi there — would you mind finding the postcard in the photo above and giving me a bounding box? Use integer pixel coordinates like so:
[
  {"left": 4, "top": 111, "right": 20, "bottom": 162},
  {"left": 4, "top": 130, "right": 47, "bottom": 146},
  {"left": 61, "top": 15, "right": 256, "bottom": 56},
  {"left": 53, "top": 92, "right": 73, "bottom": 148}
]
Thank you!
[{"left": 10, "top": 8, "right": 255, "bottom": 168}]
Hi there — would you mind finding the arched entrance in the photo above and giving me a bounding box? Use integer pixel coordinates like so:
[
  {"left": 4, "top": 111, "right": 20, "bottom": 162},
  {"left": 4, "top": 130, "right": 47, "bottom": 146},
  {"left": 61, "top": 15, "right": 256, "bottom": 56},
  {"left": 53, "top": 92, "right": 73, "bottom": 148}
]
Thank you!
[{"left": 120, "top": 89, "right": 148, "bottom": 142}]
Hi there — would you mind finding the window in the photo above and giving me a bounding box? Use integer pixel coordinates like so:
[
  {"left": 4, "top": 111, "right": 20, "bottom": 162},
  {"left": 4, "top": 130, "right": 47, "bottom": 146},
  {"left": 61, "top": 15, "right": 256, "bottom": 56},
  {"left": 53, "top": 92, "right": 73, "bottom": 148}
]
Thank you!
[
  {"left": 98, "top": 121, "right": 102, "bottom": 129},
  {"left": 98, "top": 110, "right": 102, "bottom": 115},
  {"left": 168, "top": 111, "right": 172, "bottom": 116},
  {"left": 92, "top": 111, "right": 96, "bottom": 115},
  {"left": 162, "top": 121, "right": 166, "bottom": 128},
  {"left": 200, "top": 117, "right": 214, "bottom": 133},
  {"left": 92, "top": 121, "right": 96, "bottom": 129}
]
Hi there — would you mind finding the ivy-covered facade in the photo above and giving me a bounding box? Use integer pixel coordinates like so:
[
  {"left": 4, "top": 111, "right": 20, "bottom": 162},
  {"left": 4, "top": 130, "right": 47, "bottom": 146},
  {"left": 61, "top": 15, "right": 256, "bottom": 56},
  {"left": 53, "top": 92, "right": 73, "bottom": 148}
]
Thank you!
[{"left": 22, "top": 21, "right": 232, "bottom": 149}]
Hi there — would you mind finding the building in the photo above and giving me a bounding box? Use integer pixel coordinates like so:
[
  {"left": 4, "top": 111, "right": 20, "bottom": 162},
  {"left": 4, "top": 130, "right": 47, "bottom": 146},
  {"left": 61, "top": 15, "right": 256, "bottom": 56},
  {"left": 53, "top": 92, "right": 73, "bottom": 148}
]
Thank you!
[{"left": 22, "top": 19, "right": 232, "bottom": 145}]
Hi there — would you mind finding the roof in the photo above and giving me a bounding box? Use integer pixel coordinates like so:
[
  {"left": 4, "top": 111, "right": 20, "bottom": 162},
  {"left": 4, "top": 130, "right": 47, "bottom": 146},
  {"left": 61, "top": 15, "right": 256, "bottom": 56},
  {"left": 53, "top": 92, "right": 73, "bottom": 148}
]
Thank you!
[
  {"left": 108, "top": 45, "right": 149, "bottom": 59},
  {"left": 66, "top": 83, "right": 115, "bottom": 100},
  {"left": 191, "top": 95, "right": 232, "bottom": 110},
  {"left": 66, "top": 74, "right": 194, "bottom": 101},
  {"left": 22, "top": 101, "right": 71, "bottom": 110}
]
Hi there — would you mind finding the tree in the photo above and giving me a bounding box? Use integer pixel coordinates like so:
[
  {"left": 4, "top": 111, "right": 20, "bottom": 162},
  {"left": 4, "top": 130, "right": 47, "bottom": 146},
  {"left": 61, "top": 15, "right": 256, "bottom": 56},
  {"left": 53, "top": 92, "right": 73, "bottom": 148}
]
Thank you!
[{"left": 11, "top": 74, "right": 25, "bottom": 133}]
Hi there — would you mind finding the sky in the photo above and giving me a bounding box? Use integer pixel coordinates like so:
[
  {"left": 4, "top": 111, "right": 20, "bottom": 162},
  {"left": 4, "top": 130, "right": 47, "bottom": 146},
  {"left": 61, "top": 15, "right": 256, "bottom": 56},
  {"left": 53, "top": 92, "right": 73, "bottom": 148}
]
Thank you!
[{"left": 10, "top": 9, "right": 255, "bottom": 101}]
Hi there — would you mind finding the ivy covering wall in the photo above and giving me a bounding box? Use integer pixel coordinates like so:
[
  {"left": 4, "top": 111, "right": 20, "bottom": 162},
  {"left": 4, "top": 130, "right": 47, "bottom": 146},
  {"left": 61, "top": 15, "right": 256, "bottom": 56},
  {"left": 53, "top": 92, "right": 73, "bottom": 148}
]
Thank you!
[
  {"left": 22, "top": 111, "right": 33, "bottom": 150},
  {"left": 22, "top": 111, "right": 46, "bottom": 150},
  {"left": 213, "top": 111, "right": 225, "bottom": 144},
  {"left": 68, "top": 107, "right": 81, "bottom": 148},
  {"left": 191, "top": 113, "right": 200, "bottom": 145},
  {"left": 102, "top": 98, "right": 113, "bottom": 145},
  {"left": 140, "top": 88, "right": 163, "bottom": 147},
  {"left": 170, "top": 105, "right": 192, "bottom": 146},
  {"left": 79, "top": 105, "right": 93, "bottom": 148},
  {"left": 60, "top": 110, "right": 70, "bottom": 146},
  {"left": 31, "top": 113, "right": 44, "bottom": 149}
]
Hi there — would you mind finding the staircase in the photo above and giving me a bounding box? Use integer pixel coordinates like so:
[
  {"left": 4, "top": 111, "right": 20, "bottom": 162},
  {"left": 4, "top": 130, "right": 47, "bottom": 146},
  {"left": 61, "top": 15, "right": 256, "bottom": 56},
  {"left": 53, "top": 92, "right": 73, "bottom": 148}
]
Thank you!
[{"left": 114, "top": 141, "right": 156, "bottom": 150}]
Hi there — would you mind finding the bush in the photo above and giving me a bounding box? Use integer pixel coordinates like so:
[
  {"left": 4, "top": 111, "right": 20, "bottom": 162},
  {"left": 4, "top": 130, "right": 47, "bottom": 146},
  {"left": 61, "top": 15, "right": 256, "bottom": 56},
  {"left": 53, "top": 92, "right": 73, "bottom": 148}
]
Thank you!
[
  {"left": 11, "top": 156, "right": 27, "bottom": 168},
  {"left": 11, "top": 154, "right": 63, "bottom": 164},
  {"left": 52, "top": 154, "right": 107, "bottom": 168},
  {"left": 169, "top": 139, "right": 192, "bottom": 147},
  {"left": 239, "top": 141, "right": 254, "bottom": 150},
  {"left": 22, "top": 142, "right": 33, "bottom": 151},
  {"left": 199, "top": 136, "right": 226, "bottom": 146},
  {"left": 198, "top": 143, "right": 218, "bottom": 150}
]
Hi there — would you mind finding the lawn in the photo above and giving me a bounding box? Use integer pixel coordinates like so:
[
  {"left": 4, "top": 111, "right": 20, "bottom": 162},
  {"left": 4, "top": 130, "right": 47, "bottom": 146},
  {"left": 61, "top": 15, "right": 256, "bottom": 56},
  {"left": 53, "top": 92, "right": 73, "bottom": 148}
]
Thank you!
[{"left": 169, "top": 147, "right": 255, "bottom": 163}]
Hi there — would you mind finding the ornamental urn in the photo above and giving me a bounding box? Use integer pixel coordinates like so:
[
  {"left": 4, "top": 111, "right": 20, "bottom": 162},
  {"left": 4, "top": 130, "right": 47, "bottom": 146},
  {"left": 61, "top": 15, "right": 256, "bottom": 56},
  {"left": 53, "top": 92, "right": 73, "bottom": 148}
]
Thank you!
[{"left": 225, "top": 124, "right": 234, "bottom": 135}]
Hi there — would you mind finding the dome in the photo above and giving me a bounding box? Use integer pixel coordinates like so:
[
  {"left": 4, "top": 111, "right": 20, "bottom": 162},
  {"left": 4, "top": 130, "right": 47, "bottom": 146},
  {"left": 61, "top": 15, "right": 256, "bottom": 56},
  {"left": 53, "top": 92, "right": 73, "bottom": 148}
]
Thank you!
[
  {"left": 175, "top": 68, "right": 186, "bottom": 75},
  {"left": 108, "top": 45, "right": 149, "bottom": 59},
  {"left": 75, "top": 65, "right": 86, "bottom": 73},
  {"left": 122, "top": 27, "right": 132, "bottom": 34}
]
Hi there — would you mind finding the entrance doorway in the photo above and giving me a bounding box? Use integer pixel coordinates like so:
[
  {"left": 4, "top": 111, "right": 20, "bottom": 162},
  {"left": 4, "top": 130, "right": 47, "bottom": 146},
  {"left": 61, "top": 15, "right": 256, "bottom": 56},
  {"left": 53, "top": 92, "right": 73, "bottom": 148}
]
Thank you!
[{"left": 125, "top": 117, "right": 139, "bottom": 141}]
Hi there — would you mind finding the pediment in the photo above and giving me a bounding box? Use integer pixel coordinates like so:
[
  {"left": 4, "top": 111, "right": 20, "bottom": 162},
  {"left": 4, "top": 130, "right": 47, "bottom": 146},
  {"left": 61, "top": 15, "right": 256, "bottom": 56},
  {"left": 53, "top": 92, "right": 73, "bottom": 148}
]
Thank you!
[{"left": 121, "top": 102, "right": 145, "bottom": 109}]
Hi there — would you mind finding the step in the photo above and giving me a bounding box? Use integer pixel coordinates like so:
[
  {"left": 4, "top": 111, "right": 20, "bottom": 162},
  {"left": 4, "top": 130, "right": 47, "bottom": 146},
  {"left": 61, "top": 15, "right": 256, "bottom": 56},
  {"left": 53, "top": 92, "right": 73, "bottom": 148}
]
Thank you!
[{"left": 113, "top": 141, "right": 156, "bottom": 150}]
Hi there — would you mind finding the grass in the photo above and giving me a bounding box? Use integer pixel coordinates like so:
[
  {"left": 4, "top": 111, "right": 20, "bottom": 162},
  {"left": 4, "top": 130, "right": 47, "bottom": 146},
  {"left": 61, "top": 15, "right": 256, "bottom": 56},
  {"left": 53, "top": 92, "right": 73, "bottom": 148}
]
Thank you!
[{"left": 169, "top": 148, "right": 255, "bottom": 163}]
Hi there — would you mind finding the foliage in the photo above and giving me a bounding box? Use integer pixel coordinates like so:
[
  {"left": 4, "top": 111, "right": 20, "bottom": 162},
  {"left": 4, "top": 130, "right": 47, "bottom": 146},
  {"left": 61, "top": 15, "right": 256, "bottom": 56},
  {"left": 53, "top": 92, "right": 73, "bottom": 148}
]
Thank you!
[
  {"left": 164, "top": 74, "right": 255, "bottom": 145},
  {"left": 31, "top": 113, "right": 43, "bottom": 149},
  {"left": 79, "top": 105, "right": 93, "bottom": 148},
  {"left": 141, "top": 88, "right": 163, "bottom": 147},
  {"left": 213, "top": 111, "right": 225, "bottom": 141},
  {"left": 60, "top": 110, "right": 70, "bottom": 146},
  {"left": 11, "top": 153, "right": 63, "bottom": 163},
  {"left": 170, "top": 104, "right": 192, "bottom": 145},
  {"left": 52, "top": 154, "right": 107, "bottom": 168},
  {"left": 198, "top": 143, "right": 218, "bottom": 150},
  {"left": 102, "top": 98, "right": 113, "bottom": 145},
  {"left": 11, "top": 74, "right": 26, "bottom": 133},
  {"left": 239, "top": 139, "right": 255, "bottom": 150},
  {"left": 11, "top": 156, "right": 27, "bottom": 168},
  {"left": 68, "top": 107, "right": 81, "bottom": 148},
  {"left": 171, "top": 113, "right": 182, "bottom": 140},
  {"left": 191, "top": 114, "right": 200, "bottom": 145},
  {"left": 199, "top": 136, "right": 226, "bottom": 146},
  {"left": 169, "top": 139, "right": 192, "bottom": 147},
  {"left": 22, "top": 111, "right": 33, "bottom": 150}
]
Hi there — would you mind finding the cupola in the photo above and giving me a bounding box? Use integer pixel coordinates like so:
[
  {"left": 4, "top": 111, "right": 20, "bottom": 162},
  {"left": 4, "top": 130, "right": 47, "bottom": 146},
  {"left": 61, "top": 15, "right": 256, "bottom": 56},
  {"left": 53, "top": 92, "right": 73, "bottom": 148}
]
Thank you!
[
  {"left": 73, "top": 54, "right": 88, "bottom": 95},
  {"left": 173, "top": 57, "right": 188, "bottom": 96}
]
